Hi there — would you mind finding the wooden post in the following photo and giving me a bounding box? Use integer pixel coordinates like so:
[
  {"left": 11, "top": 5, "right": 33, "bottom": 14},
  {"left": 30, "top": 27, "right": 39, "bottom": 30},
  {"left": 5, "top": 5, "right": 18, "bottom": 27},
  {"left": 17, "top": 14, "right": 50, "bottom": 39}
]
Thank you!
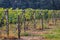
[
  {"left": 33, "top": 11, "right": 36, "bottom": 29},
  {"left": 41, "top": 15, "right": 44, "bottom": 30},
  {"left": 22, "top": 10, "right": 26, "bottom": 32},
  {"left": 53, "top": 10, "right": 57, "bottom": 26},
  {"left": 40, "top": 11, "right": 44, "bottom": 30},
  {"left": 39, "top": 12, "right": 42, "bottom": 30},
  {"left": 17, "top": 15, "right": 21, "bottom": 40},
  {"left": 5, "top": 9, "right": 9, "bottom": 37}
]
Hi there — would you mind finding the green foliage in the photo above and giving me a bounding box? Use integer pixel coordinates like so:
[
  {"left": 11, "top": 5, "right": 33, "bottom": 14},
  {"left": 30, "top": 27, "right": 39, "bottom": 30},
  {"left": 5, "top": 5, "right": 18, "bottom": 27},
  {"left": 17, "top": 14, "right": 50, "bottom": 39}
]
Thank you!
[
  {"left": 25, "top": 8, "right": 33, "bottom": 20},
  {"left": 21, "top": 32, "right": 30, "bottom": 36},
  {"left": 0, "top": 8, "right": 59, "bottom": 24},
  {"left": 42, "top": 34, "right": 60, "bottom": 39},
  {"left": 0, "top": 8, "right": 4, "bottom": 22}
]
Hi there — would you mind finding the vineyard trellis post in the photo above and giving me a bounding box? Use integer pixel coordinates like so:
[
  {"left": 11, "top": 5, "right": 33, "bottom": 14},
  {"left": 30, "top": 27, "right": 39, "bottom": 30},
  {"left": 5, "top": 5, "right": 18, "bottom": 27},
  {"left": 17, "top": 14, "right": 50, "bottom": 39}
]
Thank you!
[
  {"left": 5, "top": 9, "right": 9, "bottom": 37},
  {"left": 33, "top": 10, "right": 36, "bottom": 29},
  {"left": 53, "top": 10, "right": 57, "bottom": 26},
  {"left": 40, "top": 11, "right": 44, "bottom": 30},
  {"left": 17, "top": 15, "right": 21, "bottom": 40},
  {"left": 54, "top": 11, "right": 57, "bottom": 25},
  {"left": 22, "top": 10, "right": 26, "bottom": 32}
]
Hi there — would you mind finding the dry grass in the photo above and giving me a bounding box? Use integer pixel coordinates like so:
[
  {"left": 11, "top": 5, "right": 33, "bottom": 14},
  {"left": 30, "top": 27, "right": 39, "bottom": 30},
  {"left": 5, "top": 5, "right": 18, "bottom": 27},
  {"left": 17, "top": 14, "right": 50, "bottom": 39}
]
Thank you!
[{"left": 0, "top": 19, "right": 60, "bottom": 40}]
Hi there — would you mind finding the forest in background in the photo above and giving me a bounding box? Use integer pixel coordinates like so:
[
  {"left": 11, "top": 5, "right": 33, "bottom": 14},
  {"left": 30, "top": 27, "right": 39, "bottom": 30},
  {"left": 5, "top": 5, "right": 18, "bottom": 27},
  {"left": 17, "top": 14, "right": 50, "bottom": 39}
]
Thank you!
[{"left": 0, "top": 0, "right": 60, "bottom": 9}]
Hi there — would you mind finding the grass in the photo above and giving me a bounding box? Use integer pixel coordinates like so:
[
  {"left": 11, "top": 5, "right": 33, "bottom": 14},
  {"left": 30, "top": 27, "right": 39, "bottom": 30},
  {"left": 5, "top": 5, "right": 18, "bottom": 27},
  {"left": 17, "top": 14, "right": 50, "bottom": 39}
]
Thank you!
[{"left": 0, "top": 20, "right": 60, "bottom": 40}]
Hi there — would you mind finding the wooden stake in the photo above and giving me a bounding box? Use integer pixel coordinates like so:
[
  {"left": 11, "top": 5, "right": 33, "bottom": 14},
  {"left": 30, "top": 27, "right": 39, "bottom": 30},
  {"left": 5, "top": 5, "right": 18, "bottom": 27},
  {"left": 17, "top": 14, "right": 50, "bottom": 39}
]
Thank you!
[
  {"left": 5, "top": 9, "right": 9, "bottom": 38},
  {"left": 22, "top": 10, "right": 26, "bottom": 32},
  {"left": 33, "top": 11, "right": 36, "bottom": 29},
  {"left": 41, "top": 15, "right": 44, "bottom": 30},
  {"left": 17, "top": 15, "right": 21, "bottom": 40}
]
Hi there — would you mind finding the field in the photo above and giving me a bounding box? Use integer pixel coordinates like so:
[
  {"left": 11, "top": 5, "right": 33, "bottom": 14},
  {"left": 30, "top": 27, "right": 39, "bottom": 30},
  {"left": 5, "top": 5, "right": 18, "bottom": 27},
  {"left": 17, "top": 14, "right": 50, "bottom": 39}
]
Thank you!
[
  {"left": 0, "top": 19, "right": 60, "bottom": 40},
  {"left": 0, "top": 8, "right": 60, "bottom": 40}
]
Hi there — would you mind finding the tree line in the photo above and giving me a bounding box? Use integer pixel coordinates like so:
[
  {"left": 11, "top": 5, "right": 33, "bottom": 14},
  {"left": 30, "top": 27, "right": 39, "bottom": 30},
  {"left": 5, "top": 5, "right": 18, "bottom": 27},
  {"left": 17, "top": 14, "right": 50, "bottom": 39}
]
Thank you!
[{"left": 0, "top": 0, "right": 60, "bottom": 9}]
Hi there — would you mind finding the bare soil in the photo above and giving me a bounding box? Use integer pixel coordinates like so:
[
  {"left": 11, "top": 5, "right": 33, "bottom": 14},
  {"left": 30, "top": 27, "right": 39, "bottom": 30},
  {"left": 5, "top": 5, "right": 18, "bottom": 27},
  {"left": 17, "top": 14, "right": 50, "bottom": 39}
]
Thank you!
[{"left": 1, "top": 36, "right": 45, "bottom": 40}]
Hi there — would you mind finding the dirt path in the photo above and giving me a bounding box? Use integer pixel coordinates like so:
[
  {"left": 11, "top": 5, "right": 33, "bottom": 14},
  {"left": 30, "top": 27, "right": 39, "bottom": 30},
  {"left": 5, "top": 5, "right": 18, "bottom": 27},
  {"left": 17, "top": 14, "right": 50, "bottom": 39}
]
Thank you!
[
  {"left": 0, "top": 30, "right": 49, "bottom": 40},
  {"left": 0, "top": 28, "right": 52, "bottom": 40},
  {"left": 2, "top": 36, "right": 45, "bottom": 40}
]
